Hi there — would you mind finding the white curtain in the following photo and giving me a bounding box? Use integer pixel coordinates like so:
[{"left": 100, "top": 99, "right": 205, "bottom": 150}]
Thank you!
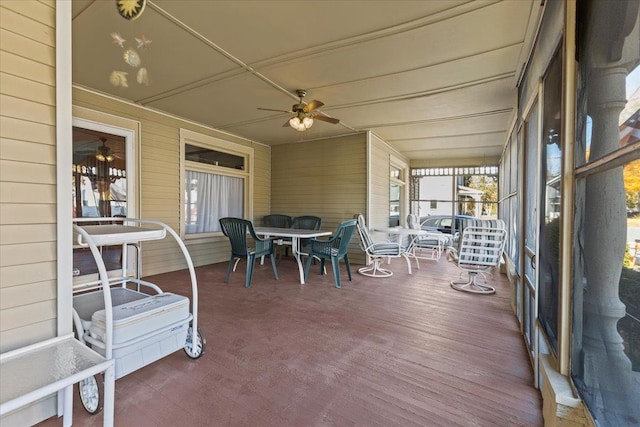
[{"left": 186, "top": 170, "right": 243, "bottom": 233}]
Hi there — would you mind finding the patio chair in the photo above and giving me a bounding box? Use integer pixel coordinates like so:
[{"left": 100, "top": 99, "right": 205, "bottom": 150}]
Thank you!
[
  {"left": 262, "top": 214, "right": 293, "bottom": 258},
  {"left": 303, "top": 219, "right": 357, "bottom": 288},
  {"left": 407, "top": 213, "right": 449, "bottom": 261},
  {"left": 262, "top": 214, "right": 292, "bottom": 228},
  {"left": 291, "top": 215, "right": 322, "bottom": 254},
  {"left": 355, "top": 214, "right": 413, "bottom": 277},
  {"left": 219, "top": 217, "right": 279, "bottom": 288},
  {"left": 447, "top": 219, "right": 506, "bottom": 294}
]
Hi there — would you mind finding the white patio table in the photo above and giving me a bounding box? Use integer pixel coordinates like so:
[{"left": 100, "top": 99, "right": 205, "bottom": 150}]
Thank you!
[
  {"left": 373, "top": 226, "right": 449, "bottom": 269},
  {"left": 254, "top": 227, "right": 332, "bottom": 284}
]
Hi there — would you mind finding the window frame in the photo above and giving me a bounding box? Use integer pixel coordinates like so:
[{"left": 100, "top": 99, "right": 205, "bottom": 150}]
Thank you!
[{"left": 179, "top": 129, "right": 253, "bottom": 240}]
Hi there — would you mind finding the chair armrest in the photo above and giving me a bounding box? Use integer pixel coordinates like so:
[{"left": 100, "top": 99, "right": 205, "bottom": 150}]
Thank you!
[
  {"left": 310, "top": 239, "right": 338, "bottom": 256},
  {"left": 254, "top": 236, "right": 275, "bottom": 252}
]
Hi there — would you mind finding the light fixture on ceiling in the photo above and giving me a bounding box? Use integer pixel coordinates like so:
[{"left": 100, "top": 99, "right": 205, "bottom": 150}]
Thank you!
[
  {"left": 95, "top": 139, "right": 114, "bottom": 162},
  {"left": 289, "top": 114, "right": 314, "bottom": 131},
  {"left": 257, "top": 89, "right": 339, "bottom": 132}
]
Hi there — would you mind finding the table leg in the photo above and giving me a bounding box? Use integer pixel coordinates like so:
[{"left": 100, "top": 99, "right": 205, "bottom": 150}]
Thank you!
[{"left": 291, "top": 237, "right": 305, "bottom": 284}]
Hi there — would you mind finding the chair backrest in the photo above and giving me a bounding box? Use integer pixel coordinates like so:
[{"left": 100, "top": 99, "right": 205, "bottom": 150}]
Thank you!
[
  {"left": 407, "top": 213, "right": 420, "bottom": 230},
  {"left": 292, "top": 215, "right": 322, "bottom": 230},
  {"left": 333, "top": 219, "right": 358, "bottom": 256},
  {"left": 457, "top": 219, "right": 506, "bottom": 268},
  {"left": 355, "top": 214, "right": 375, "bottom": 252},
  {"left": 262, "top": 214, "right": 292, "bottom": 228},
  {"left": 219, "top": 217, "right": 252, "bottom": 256}
]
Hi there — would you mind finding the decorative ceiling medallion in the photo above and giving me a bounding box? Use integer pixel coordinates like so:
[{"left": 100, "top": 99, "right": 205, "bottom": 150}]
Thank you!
[{"left": 116, "top": 0, "right": 146, "bottom": 21}]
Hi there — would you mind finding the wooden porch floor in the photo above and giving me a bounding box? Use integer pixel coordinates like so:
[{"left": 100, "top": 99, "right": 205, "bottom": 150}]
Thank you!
[{"left": 39, "top": 254, "right": 542, "bottom": 427}]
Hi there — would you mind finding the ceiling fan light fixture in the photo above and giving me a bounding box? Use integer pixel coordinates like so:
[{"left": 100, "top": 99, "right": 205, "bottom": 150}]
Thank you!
[
  {"left": 289, "top": 116, "right": 305, "bottom": 131},
  {"left": 289, "top": 115, "right": 313, "bottom": 131},
  {"left": 302, "top": 117, "right": 314, "bottom": 129},
  {"left": 96, "top": 144, "right": 114, "bottom": 162}
]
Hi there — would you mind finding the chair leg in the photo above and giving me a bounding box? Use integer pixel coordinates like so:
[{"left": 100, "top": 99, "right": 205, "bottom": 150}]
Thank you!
[
  {"left": 344, "top": 254, "right": 352, "bottom": 281},
  {"left": 269, "top": 253, "right": 279, "bottom": 280},
  {"left": 303, "top": 253, "right": 313, "bottom": 281},
  {"left": 402, "top": 253, "right": 413, "bottom": 274},
  {"left": 246, "top": 255, "right": 255, "bottom": 288},
  {"left": 225, "top": 257, "right": 235, "bottom": 283},
  {"left": 318, "top": 259, "right": 326, "bottom": 275},
  {"left": 331, "top": 257, "right": 341, "bottom": 288}
]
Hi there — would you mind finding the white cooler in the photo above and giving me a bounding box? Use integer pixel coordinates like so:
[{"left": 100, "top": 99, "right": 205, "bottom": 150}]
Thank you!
[
  {"left": 74, "top": 288, "right": 149, "bottom": 331},
  {"left": 89, "top": 292, "right": 191, "bottom": 379}
]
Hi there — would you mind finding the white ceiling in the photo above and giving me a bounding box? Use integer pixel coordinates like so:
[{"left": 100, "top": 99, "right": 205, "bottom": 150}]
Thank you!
[{"left": 71, "top": 0, "right": 542, "bottom": 162}]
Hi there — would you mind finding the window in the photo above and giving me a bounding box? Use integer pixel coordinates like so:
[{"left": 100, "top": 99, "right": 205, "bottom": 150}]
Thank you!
[
  {"left": 181, "top": 130, "right": 252, "bottom": 237},
  {"left": 410, "top": 166, "right": 499, "bottom": 220},
  {"left": 390, "top": 163, "right": 406, "bottom": 227},
  {"left": 571, "top": 2, "right": 640, "bottom": 423},
  {"left": 539, "top": 47, "right": 563, "bottom": 355}
]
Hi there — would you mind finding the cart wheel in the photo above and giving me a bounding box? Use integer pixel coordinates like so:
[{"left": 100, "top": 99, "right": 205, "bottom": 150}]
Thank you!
[
  {"left": 78, "top": 375, "right": 101, "bottom": 414},
  {"left": 184, "top": 327, "right": 206, "bottom": 359}
]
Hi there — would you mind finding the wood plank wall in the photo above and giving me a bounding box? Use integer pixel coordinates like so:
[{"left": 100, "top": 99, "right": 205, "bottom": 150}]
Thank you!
[
  {"left": 73, "top": 88, "right": 271, "bottom": 275},
  {"left": 369, "top": 134, "right": 392, "bottom": 231},
  {"left": 271, "top": 134, "right": 367, "bottom": 262},
  {"left": 0, "top": 1, "right": 59, "bottom": 424},
  {"left": 0, "top": 0, "right": 57, "bottom": 353},
  {"left": 368, "top": 133, "right": 409, "bottom": 232}
]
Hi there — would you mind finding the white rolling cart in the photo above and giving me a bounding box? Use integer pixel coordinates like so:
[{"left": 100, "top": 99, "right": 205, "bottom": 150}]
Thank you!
[{"left": 72, "top": 217, "right": 205, "bottom": 414}]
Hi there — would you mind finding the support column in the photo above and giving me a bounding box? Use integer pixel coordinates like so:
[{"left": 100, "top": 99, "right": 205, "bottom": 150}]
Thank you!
[{"left": 582, "top": 65, "right": 633, "bottom": 413}]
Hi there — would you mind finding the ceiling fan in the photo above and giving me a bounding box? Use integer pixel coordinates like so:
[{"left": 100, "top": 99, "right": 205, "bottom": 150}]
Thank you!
[
  {"left": 258, "top": 89, "right": 340, "bottom": 131},
  {"left": 94, "top": 137, "right": 125, "bottom": 163}
]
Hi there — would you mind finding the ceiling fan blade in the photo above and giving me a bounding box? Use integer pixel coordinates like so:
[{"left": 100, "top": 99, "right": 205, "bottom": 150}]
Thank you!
[
  {"left": 282, "top": 119, "right": 291, "bottom": 127},
  {"left": 258, "top": 107, "right": 294, "bottom": 114},
  {"left": 304, "top": 100, "right": 324, "bottom": 113},
  {"left": 313, "top": 114, "right": 340, "bottom": 124}
]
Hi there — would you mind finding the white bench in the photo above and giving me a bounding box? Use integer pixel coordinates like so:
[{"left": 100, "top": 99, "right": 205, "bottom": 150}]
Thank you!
[{"left": 0, "top": 334, "right": 115, "bottom": 427}]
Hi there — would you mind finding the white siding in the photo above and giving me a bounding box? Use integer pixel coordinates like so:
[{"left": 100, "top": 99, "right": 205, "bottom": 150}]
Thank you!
[
  {"left": 0, "top": 1, "right": 58, "bottom": 424},
  {"left": 0, "top": 0, "right": 57, "bottom": 352},
  {"left": 271, "top": 134, "right": 367, "bottom": 262},
  {"left": 368, "top": 133, "right": 410, "bottom": 229}
]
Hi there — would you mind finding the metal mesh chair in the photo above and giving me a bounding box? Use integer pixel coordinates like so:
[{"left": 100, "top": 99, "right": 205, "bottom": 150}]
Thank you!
[
  {"left": 303, "top": 219, "right": 357, "bottom": 288},
  {"left": 355, "top": 214, "right": 412, "bottom": 277},
  {"left": 447, "top": 219, "right": 506, "bottom": 294},
  {"left": 219, "top": 217, "right": 279, "bottom": 288}
]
